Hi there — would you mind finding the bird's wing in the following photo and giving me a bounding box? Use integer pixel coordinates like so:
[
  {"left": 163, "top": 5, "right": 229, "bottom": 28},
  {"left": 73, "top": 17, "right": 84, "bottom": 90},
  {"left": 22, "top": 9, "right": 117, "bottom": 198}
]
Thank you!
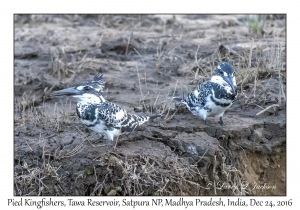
[
  {"left": 96, "top": 102, "right": 127, "bottom": 129},
  {"left": 120, "top": 113, "right": 150, "bottom": 132},
  {"left": 187, "top": 81, "right": 212, "bottom": 107},
  {"left": 97, "top": 102, "right": 156, "bottom": 132},
  {"left": 97, "top": 102, "right": 145, "bottom": 132}
]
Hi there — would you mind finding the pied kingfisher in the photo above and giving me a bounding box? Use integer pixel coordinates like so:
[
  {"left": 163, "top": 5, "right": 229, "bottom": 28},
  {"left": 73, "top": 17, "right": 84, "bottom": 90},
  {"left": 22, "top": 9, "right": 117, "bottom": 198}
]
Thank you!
[
  {"left": 174, "top": 62, "right": 237, "bottom": 126},
  {"left": 51, "top": 74, "right": 160, "bottom": 143}
]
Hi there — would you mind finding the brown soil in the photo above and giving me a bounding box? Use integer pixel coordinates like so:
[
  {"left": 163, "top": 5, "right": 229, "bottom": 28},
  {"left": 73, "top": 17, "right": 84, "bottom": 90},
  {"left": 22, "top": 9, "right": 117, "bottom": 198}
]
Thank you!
[{"left": 14, "top": 14, "right": 286, "bottom": 196}]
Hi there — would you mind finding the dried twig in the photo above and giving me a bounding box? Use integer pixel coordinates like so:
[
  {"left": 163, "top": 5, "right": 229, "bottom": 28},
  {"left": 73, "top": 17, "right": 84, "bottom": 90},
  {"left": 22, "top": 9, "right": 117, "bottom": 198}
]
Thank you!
[{"left": 256, "top": 104, "right": 280, "bottom": 116}]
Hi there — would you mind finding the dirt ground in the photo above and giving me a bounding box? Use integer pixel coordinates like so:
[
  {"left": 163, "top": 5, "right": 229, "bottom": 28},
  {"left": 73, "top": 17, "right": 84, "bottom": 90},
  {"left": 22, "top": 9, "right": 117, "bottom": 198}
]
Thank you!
[{"left": 14, "top": 14, "right": 286, "bottom": 196}]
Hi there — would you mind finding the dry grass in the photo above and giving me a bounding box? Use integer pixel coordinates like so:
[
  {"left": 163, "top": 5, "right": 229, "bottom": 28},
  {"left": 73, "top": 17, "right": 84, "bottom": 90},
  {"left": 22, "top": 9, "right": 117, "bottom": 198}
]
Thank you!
[
  {"left": 93, "top": 153, "right": 205, "bottom": 196},
  {"left": 14, "top": 98, "right": 89, "bottom": 195},
  {"left": 86, "top": 147, "right": 248, "bottom": 196},
  {"left": 51, "top": 48, "right": 99, "bottom": 85},
  {"left": 14, "top": 144, "right": 64, "bottom": 196},
  {"left": 236, "top": 40, "right": 286, "bottom": 110}
]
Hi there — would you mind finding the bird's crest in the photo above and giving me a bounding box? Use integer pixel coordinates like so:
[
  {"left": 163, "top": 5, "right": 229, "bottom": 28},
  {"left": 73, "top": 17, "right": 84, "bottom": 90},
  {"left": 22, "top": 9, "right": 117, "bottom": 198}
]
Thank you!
[{"left": 74, "top": 73, "right": 105, "bottom": 93}]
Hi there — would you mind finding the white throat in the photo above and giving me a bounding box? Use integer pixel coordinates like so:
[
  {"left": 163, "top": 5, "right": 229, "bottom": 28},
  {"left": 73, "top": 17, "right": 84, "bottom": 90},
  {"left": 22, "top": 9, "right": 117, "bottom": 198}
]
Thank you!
[
  {"left": 232, "top": 76, "right": 236, "bottom": 86},
  {"left": 210, "top": 75, "right": 228, "bottom": 87},
  {"left": 211, "top": 75, "right": 236, "bottom": 94},
  {"left": 73, "top": 93, "right": 105, "bottom": 103}
]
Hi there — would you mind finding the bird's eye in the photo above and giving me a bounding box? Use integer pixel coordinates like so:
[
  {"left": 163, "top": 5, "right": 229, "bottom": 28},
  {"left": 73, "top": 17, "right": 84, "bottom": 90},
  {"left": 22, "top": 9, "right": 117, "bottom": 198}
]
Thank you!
[
  {"left": 84, "top": 86, "right": 90, "bottom": 90},
  {"left": 219, "top": 71, "right": 224, "bottom": 75}
]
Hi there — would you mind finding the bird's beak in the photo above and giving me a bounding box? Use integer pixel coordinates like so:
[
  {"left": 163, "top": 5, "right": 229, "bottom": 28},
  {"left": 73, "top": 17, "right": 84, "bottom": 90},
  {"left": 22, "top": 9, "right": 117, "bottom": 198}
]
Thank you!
[
  {"left": 50, "top": 87, "right": 82, "bottom": 97},
  {"left": 223, "top": 76, "right": 237, "bottom": 96}
]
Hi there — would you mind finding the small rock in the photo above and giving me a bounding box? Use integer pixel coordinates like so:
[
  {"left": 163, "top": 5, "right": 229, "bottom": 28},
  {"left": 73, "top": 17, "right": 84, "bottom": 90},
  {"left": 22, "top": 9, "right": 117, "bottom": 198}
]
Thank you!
[
  {"left": 107, "top": 190, "right": 116, "bottom": 196},
  {"left": 134, "top": 106, "right": 143, "bottom": 112}
]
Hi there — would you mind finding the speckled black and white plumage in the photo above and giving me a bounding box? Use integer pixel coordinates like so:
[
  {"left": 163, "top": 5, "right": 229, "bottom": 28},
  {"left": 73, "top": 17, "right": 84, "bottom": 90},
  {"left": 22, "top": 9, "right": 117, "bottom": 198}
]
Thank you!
[
  {"left": 77, "top": 101, "right": 160, "bottom": 142},
  {"left": 51, "top": 73, "right": 160, "bottom": 143},
  {"left": 174, "top": 62, "right": 237, "bottom": 126}
]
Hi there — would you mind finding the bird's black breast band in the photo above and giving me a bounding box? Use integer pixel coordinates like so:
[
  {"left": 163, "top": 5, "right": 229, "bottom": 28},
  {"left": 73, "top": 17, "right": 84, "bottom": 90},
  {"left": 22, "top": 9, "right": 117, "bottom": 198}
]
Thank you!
[{"left": 210, "top": 95, "right": 231, "bottom": 107}]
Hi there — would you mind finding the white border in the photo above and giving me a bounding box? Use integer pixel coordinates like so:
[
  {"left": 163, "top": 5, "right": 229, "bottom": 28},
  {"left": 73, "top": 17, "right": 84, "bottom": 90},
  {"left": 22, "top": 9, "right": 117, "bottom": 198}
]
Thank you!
[{"left": 3, "top": 0, "right": 297, "bottom": 209}]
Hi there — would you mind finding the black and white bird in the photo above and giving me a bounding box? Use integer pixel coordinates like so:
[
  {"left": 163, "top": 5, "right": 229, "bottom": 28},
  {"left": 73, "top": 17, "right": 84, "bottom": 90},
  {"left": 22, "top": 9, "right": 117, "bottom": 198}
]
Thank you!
[
  {"left": 174, "top": 62, "right": 237, "bottom": 126},
  {"left": 51, "top": 74, "right": 160, "bottom": 143}
]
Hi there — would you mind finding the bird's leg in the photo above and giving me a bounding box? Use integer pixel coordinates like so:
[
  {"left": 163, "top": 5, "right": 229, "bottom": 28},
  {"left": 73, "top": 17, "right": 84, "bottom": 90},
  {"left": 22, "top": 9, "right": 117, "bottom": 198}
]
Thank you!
[
  {"left": 87, "top": 134, "right": 107, "bottom": 147},
  {"left": 219, "top": 116, "right": 225, "bottom": 126},
  {"left": 90, "top": 134, "right": 106, "bottom": 144},
  {"left": 113, "top": 133, "right": 120, "bottom": 151},
  {"left": 204, "top": 119, "right": 211, "bottom": 126},
  {"left": 106, "top": 139, "right": 113, "bottom": 146},
  {"left": 192, "top": 127, "right": 195, "bottom": 133}
]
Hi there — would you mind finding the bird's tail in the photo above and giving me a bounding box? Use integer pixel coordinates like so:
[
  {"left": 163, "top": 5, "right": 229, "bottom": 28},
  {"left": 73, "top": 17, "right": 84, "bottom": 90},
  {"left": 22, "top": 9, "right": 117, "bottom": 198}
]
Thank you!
[
  {"left": 149, "top": 114, "right": 161, "bottom": 120},
  {"left": 136, "top": 114, "right": 161, "bottom": 126},
  {"left": 173, "top": 97, "right": 185, "bottom": 103},
  {"left": 121, "top": 114, "right": 161, "bottom": 132}
]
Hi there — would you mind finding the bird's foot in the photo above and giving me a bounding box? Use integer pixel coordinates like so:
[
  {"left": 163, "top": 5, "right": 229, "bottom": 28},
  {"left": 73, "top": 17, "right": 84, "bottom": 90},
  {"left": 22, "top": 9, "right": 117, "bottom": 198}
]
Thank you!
[
  {"left": 204, "top": 120, "right": 211, "bottom": 126},
  {"left": 89, "top": 134, "right": 107, "bottom": 146},
  {"left": 90, "top": 137, "right": 105, "bottom": 144},
  {"left": 219, "top": 116, "right": 225, "bottom": 126}
]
